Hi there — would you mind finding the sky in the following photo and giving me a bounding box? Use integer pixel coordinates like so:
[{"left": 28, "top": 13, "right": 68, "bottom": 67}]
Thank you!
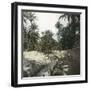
[
  {"left": 35, "top": 12, "right": 61, "bottom": 40},
  {"left": 36, "top": 13, "right": 60, "bottom": 33}
]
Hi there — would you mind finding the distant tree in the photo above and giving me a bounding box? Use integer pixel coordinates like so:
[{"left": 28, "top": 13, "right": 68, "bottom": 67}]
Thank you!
[
  {"left": 28, "top": 31, "right": 39, "bottom": 50},
  {"left": 40, "top": 30, "right": 56, "bottom": 53},
  {"left": 55, "top": 13, "right": 80, "bottom": 50}
]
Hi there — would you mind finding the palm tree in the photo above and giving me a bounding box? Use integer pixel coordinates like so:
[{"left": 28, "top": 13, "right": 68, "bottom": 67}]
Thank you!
[
  {"left": 56, "top": 13, "right": 80, "bottom": 49},
  {"left": 22, "top": 11, "right": 39, "bottom": 51}
]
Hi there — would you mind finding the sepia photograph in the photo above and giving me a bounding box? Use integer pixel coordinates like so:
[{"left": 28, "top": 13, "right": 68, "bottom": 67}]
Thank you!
[
  {"left": 11, "top": 2, "right": 87, "bottom": 87},
  {"left": 22, "top": 10, "right": 80, "bottom": 78}
]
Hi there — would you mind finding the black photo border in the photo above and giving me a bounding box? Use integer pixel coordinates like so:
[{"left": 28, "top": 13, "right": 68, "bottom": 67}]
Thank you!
[{"left": 11, "top": 2, "right": 88, "bottom": 87}]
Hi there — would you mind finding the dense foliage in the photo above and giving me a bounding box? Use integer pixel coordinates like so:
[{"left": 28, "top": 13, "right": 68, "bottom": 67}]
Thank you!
[{"left": 55, "top": 13, "right": 80, "bottom": 50}]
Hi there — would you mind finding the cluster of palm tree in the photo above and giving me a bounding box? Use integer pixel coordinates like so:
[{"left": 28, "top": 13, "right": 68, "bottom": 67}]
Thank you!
[
  {"left": 56, "top": 13, "right": 80, "bottom": 50},
  {"left": 23, "top": 11, "right": 80, "bottom": 53}
]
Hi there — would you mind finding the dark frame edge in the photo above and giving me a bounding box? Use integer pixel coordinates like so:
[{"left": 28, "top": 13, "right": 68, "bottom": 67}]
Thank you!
[
  {"left": 85, "top": 6, "right": 88, "bottom": 83},
  {"left": 13, "top": 80, "right": 87, "bottom": 87},
  {"left": 13, "top": 2, "right": 87, "bottom": 9},
  {"left": 11, "top": 2, "right": 18, "bottom": 87}
]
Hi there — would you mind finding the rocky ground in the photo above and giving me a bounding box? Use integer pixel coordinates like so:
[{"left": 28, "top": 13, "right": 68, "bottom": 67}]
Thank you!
[{"left": 22, "top": 47, "right": 80, "bottom": 77}]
